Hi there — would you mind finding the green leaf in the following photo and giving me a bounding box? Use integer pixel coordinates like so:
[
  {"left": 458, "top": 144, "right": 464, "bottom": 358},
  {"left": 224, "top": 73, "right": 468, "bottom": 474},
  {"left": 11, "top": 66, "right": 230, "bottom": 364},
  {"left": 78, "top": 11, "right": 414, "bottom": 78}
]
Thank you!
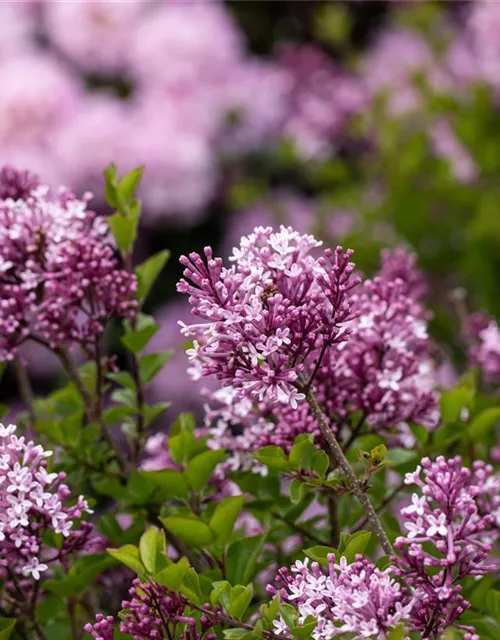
[
  {"left": 104, "top": 163, "right": 119, "bottom": 208},
  {"left": 121, "top": 324, "right": 159, "bottom": 354},
  {"left": 108, "top": 545, "right": 145, "bottom": 576},
  {"left": 288, "top": 435, "right": 315, "bottom": 470},
  {"left": 228, "top": 584, "right": 254, "bottom": 620},
  {"left": 290, "top": 616, "right": 317, "bottom": 639},
  {"left": 107, "top": 371, "right": 136, "bottom": 390},
  {"left": 136, "top": 250, "right": 171, "bottom": 303},
  {"left": 160, "top": 516, "right": 215, "bottom": 547},
  {"left": 226, "top": 535, "right": 266, "bottom": 585},
  {"left": 387, "top": 624, "right": 406, "bottom": 640},
  {"left": 118, "top": 166, "right": 144, "bottom": 204},
  {"left": 210, "top": 496, "right": 245, "bottom": 545},
  {"left": 180, "top": 569, "right": 203, "bottom": 605},
  {"left": 311, "top": 450, "right": 329, "bottom": 479},
  {"left": 185, "top": 449, "right": 226, "bottom": 492},
  {"left": 469, "top": 407, "right": 500, "bottom": 439},
  {"left": 139, "top": 351, "right": 173, "bottom": 384},
  {"left": 338, "top": 530, "right": 372, "bottom": 562},
  {"left": 0, "top": 618, "right": 16, "bottom": 639},
  {"left": 289, "top": 479, "right": 307, "bottom": 504},
  {"left": 139, "top": 527, "right": 163, "bottom": 574},
  {"left": 304, "top": 545, "right": 335, "bottom": 567},
  {"left": 170, "top": 413, "right": 196, "bottom": 436},
  {"left": 108, "top": 212, "right": 138, "bottom": 255},
  {"left": 487, "top": 590, "right": 500, "bottom": 621},
  {"left": 385, "top": 448, "right": 417, "bottom": 468},
  {"left": 127, "top": 469, "right": 189, "bottom": 505},
  {"left": 169, "top": 431, "right": 197, "bottom": 464},
  {"left": 154, "top": 557, "right": 190, "bottom": 590},
  {"left": 253, "top": 446, "right": 290, "bottom": 471}
]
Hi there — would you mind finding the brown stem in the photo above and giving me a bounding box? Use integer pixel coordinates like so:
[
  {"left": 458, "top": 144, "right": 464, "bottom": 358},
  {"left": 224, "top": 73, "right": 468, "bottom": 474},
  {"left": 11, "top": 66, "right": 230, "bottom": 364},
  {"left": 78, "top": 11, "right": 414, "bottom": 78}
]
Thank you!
[
  {"left": 350, "top": 480, "right": 406, "bottom": 534},
  {"left": 8, "top": 569, "right": 47, "bottom": 640},
  {"left": 302, "top": 383, "right": 394, "bottom": 557}
]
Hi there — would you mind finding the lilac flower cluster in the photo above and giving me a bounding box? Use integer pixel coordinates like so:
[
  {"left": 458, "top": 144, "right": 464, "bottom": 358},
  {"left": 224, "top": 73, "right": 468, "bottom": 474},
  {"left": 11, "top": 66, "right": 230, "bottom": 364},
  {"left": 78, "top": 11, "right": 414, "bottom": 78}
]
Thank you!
[
  {"left": 178, "top": 228, "right": 438, "bottom": 473},
  {"left": 269, "top": 555, "right": 413, "bottom": 639},
  {"left": 393, "top": 456, "right": 495, "bottom": 639},
  {"left": 0, "top": 167, "right": 137, "bottom": 360},
  {"left": 466, "top": 312, "right": 500, "bottom": 384},
  {"left": 178, "top": 226, "right": 359, "bottom": 408},
  {"left": 85, "top": 579, "right": 218, "bottom": 640},
  {"left": 0, "top": 423, "right": 92, "bottom": 584}
]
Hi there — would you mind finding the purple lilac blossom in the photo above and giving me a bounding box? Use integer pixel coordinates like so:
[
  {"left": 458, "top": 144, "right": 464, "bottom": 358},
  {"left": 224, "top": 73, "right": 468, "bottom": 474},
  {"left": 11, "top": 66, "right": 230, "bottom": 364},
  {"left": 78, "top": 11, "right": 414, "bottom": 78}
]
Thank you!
[
  {"left": 466, "top": 312, "right": 500, "bottom": 384},
  {"left": 268, "top": 555, "right": 413, "bottom": 640},
  {"left": 277, "top": 44, "right": 365, "bottom": 160},
  {"left": 42, "top": 0, "right": 147, "bottom": 74},
  {"left": 0, "top": 168, "right": 137, "bottom": 360},
  {"left": 178, "top": 225, "right": 360, "bottom": 408},
  {"left": 0, "top": 423, "right": 93, "bottom": 584},
  {"left": 393, "top": 456, "right": 495, "bottom": 639},
  {"left": 85, "top": 578, "right": 219, "bottom": 640},
  {"left": 183, "top": 234, "right": 438, "bottom": 474}
]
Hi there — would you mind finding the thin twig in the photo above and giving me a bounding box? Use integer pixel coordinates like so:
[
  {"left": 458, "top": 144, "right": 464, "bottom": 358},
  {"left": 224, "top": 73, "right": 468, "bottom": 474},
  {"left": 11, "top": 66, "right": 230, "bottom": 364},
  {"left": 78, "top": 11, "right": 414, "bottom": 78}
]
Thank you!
[
  {"left": 301, "top": 381, "right": 394, "bottom": 557},
  {"left": 342, "top": 410, "right": 368, "bottom": 452},
  {"left": 130, "top": 352, "right": 145, "bottom": 463},
  {"left": 350, "top": 480, "right": 406, "bottom": 534},
  {"left": 272, "top": 511, "right": 327, "bottom": 546}
]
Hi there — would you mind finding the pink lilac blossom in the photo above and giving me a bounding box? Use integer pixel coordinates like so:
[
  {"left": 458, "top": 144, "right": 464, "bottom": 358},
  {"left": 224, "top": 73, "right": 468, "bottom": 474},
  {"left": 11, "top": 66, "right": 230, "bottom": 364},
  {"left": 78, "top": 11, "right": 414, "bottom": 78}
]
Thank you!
[
  {"left": 460, "top": 2, "right": 500, "bottom": 88},
  {"left": 42, "top": 0, "right": 146, "bottom": 74},
  {"left": 0, "top": 52, "right": 80, "bottom": 150},
  {"left": 321, "top": 254, "right": 439, "bottom": 433},
  {"left": 466, "top": 312, "right": 500, "bottom": 384},
  {"left": 196, "top": 244, "right": 438, "bottom": 474},
  {"left": 393, "top": 456, "right": 496, "bottom": 639},
  {"left": 178, "top": 225, "right": 360, "bottom": 408},
  {"left": 269, "top": 555, "right": 413, "bottom": 640},
  {"left": 85, "top": 578, "right": 219, "bottom": 640},
  {"left": 430, "top": 120, "right": 478, "bottom": 184},
  {"left": 277, "top": 44, "right": 365, "bottom": 160},
  {"left": 129, "top": 0, "right": 243, "bottom": 92},
  {"left": 0, "top": 169, "right": 137, "bottom": 360},
  {"left": 362, "top": 30, "right": 450, "bottom": 116},
  {"left": 0, "top": 422, "right": 93, "bottom": 583}
]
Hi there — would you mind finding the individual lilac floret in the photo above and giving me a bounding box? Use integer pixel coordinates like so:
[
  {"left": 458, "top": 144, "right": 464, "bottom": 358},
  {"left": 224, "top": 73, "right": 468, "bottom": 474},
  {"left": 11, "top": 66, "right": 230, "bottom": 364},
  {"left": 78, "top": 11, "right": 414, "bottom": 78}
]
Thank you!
[
  {"left": 466, "top": 312, "right": 500, "bottom": 384},
  {"left": 393, "top": 456, "right": 496, "bottom": 639},
  {"left": 268, "top": 555, "right": 413, "bottom": 640},
  {"left": 178, "top": 226, "right": 360, "bottom": 408},
  {"left": 85, "top": 579, "right": 219, "bottom": 640},
  {"left": 0, "top": 171, "right": 138, "bottom": 360},
  {"left": 0, "top": 423, "right": 93, "bottom": 584}
]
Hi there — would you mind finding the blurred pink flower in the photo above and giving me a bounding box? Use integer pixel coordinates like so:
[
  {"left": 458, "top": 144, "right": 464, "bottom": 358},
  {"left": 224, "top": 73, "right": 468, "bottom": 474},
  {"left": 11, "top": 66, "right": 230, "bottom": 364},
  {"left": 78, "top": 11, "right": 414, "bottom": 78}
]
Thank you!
[
  {"left": 278, "top": 44, "right": 365, "bottom": 159},
  {"left": 363, "top": 30, "right": 449, "bottom": 116},
  {"left": 0, "top": 3, "right": 34, "bottom": 60},
  {"left": 42, "top": 0, "right": 146, "bottom": 74},
  {"left": 0, "top": 53, "right": 81, "bottom": 178},
  {"left": 431, "top": 120, "right": 478, "bottom": 184},
  {"left": 53, "top": 95, "right": 134, "bottom": 197},
  {"left": 129, "top": 0, "right": 243, "bottom": 91}
]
